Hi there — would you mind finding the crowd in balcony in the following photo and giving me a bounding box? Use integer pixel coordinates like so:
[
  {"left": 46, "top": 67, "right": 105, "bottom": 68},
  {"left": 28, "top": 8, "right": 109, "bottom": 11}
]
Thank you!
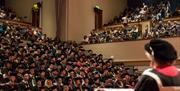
[
  {"left": 0, "top": 7, "right": 20, "bottom": 21},
  {"left": 83, "top": 20, "right": 180, "bottom": 44},
  {"left": 83, "top": 25, "right": 141, "bottom": 44},
  {"left": 104, "top": 1, "right": 177, "bottom": 26},
  {"left": 143, "top": 20, "right": 180, "bottom": 39},
  {"left": 82, "top": 0, "right": 180, "bottom": 44}
]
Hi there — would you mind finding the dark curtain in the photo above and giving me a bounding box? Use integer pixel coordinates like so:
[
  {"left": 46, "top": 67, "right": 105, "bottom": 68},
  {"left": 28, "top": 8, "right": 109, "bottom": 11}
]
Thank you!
[
  {"left": 169, "top": 0, "right": 180, "bottom": 13},
  {"left": 141, "top": 0, "right": 163, "bottom": 6},
  {"left": 127, "top": 0, "right": 141, "bottom": 8},
  {"left": 0, "top": 0, "right": 5, "bottom": 7},
  {"left": 55, "top": 0, "right": 66, "bottom": 40}
]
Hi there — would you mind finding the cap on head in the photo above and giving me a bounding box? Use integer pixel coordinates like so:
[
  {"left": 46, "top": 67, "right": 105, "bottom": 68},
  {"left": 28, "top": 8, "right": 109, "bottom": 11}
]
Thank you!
[{"left": 144, "top": 38, "right": 177, "bottom": 64}]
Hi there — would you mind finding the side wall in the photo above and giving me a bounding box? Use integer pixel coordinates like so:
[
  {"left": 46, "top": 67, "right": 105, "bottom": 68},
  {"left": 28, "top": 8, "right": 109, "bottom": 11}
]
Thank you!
[
  {"left": 6, "top": 0, "right": 57, "bottom": 38},
  {"left": 6, "top": 0, "right": 127, "bottom": 41},
  {"left": 83, "top": 37, "right": 180, "bottom": 62},
  {"left": 67, "top": 0, "right": 127, "bottom": 41},
  {"left": 5, "top": 0, "right": 37, "bottom": 23},
  {"left": 41, "top": 0, "right": 56, "bottom": 38}
]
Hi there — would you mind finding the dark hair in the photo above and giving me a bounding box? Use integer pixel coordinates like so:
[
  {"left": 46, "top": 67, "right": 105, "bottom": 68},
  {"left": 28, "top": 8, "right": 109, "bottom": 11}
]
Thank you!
[{"left": 144, "top": 39, "right": 177, "bottom": 65}]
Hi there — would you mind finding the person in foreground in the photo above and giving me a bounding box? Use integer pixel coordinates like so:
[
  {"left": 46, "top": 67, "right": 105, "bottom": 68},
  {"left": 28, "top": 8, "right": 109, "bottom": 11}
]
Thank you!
[{"left": 134, "top": 38, "right": 180, "bottom": 91}]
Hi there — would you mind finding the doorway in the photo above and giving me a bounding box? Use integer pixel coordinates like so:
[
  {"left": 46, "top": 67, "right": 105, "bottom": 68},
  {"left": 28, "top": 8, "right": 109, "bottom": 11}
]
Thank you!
[
  {"left": 94, "top": 7, "right": 103, "bottom": 29},
  {"left": 32, "top": 8, "right": 40, "bottom": 27},
  {"left": 32, "top": 2, "right": 42, "bottom": 27}
]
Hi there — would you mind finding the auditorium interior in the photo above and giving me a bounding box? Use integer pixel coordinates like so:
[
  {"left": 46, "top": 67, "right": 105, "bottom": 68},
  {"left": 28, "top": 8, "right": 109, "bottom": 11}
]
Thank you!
[{"left": 0, "top": 0, "right": 180, "bottom": 90}]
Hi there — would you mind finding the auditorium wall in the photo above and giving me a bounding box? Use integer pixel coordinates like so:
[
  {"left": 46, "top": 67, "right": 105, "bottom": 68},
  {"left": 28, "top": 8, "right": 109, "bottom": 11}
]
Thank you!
[
  {"left": 67, "top": 0, "right": 127, "bottom": 41},
  {"left": 6, "top": 0, "right": 57, "bottom": 38},
  {"left": 4, "top": 0, "right": 151, "bottom": 43},
  {"left": 41, "top": 0, "right": 56, "bottom": 38},
  {"left": 83, "top": 37, "right": 180, "bottom": 63},
  {"left": 6, "top": 0, "right": 127, "bottom": 40},
  {"left": 5, "top": 0, "right": 37, "bottom": 23}
]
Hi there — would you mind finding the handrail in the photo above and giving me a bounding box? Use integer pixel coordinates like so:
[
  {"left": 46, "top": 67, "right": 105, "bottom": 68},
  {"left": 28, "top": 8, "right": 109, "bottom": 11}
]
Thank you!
[
  {"left": 0, "top": 18, "right": 42, "bottom": 30},
  {"left": 81, "top": 36, "right": 180, "bottom": 45}
]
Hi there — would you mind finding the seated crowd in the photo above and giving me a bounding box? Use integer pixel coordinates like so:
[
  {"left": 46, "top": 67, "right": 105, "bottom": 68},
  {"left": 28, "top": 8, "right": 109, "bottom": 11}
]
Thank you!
[
  {"left": 0, "top": 21, "right": 141, "bottom": 91},
  {"left": 82, "top": 0, "right": 180, "bottom": 44},
  {"left": 83, "top": 20, "right": 180, "bottom": 44},
  {"left": 83, "top": 25, "right": 141, "bottom": 44},
  {"left": 104, "top": 1, "right": 176, "bottom": 26},
  {"left": 0, "top": 6, "right": 21, "bottom": 21},
  {"left": 143, "top": 20, "right": 180, "bottom": 39}
]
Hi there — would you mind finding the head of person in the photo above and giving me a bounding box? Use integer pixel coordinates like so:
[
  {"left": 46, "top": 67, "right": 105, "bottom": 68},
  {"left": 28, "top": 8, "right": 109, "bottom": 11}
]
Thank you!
[
  {"left": 144, "top": 39, "right": 177, "bottom": 67},
  {"left": 23, "top": 71, "right": 30, "bottom": 81},
  {"left": 45, "top": 76, "right": 53, "bottom": 88}
]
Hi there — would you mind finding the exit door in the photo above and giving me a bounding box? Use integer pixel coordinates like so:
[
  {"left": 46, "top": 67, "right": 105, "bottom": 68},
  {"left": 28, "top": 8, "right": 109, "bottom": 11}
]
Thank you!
[{"left": 94, "top": 7, "right": 103, "bottom": 29}]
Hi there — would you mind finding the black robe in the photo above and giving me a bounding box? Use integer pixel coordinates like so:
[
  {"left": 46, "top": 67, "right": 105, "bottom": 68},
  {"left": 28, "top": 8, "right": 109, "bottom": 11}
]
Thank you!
[{"left": 134, "top": 67, "right": 180, "bottom": 91}]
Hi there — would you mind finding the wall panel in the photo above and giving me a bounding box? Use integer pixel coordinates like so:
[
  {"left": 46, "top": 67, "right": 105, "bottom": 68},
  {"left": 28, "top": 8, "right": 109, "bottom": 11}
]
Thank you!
[
  {"left": 67, "top": 0, "right": 127, "bottom": 41},
  {"left": 83, "top": 37, "right": 180, "bottom": 62}
]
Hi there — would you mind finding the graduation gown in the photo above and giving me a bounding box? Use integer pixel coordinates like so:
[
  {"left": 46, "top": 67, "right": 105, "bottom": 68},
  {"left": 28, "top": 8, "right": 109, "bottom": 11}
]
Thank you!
[{"left": 135, "top": 66, "right": 180, "bottom": 91}]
